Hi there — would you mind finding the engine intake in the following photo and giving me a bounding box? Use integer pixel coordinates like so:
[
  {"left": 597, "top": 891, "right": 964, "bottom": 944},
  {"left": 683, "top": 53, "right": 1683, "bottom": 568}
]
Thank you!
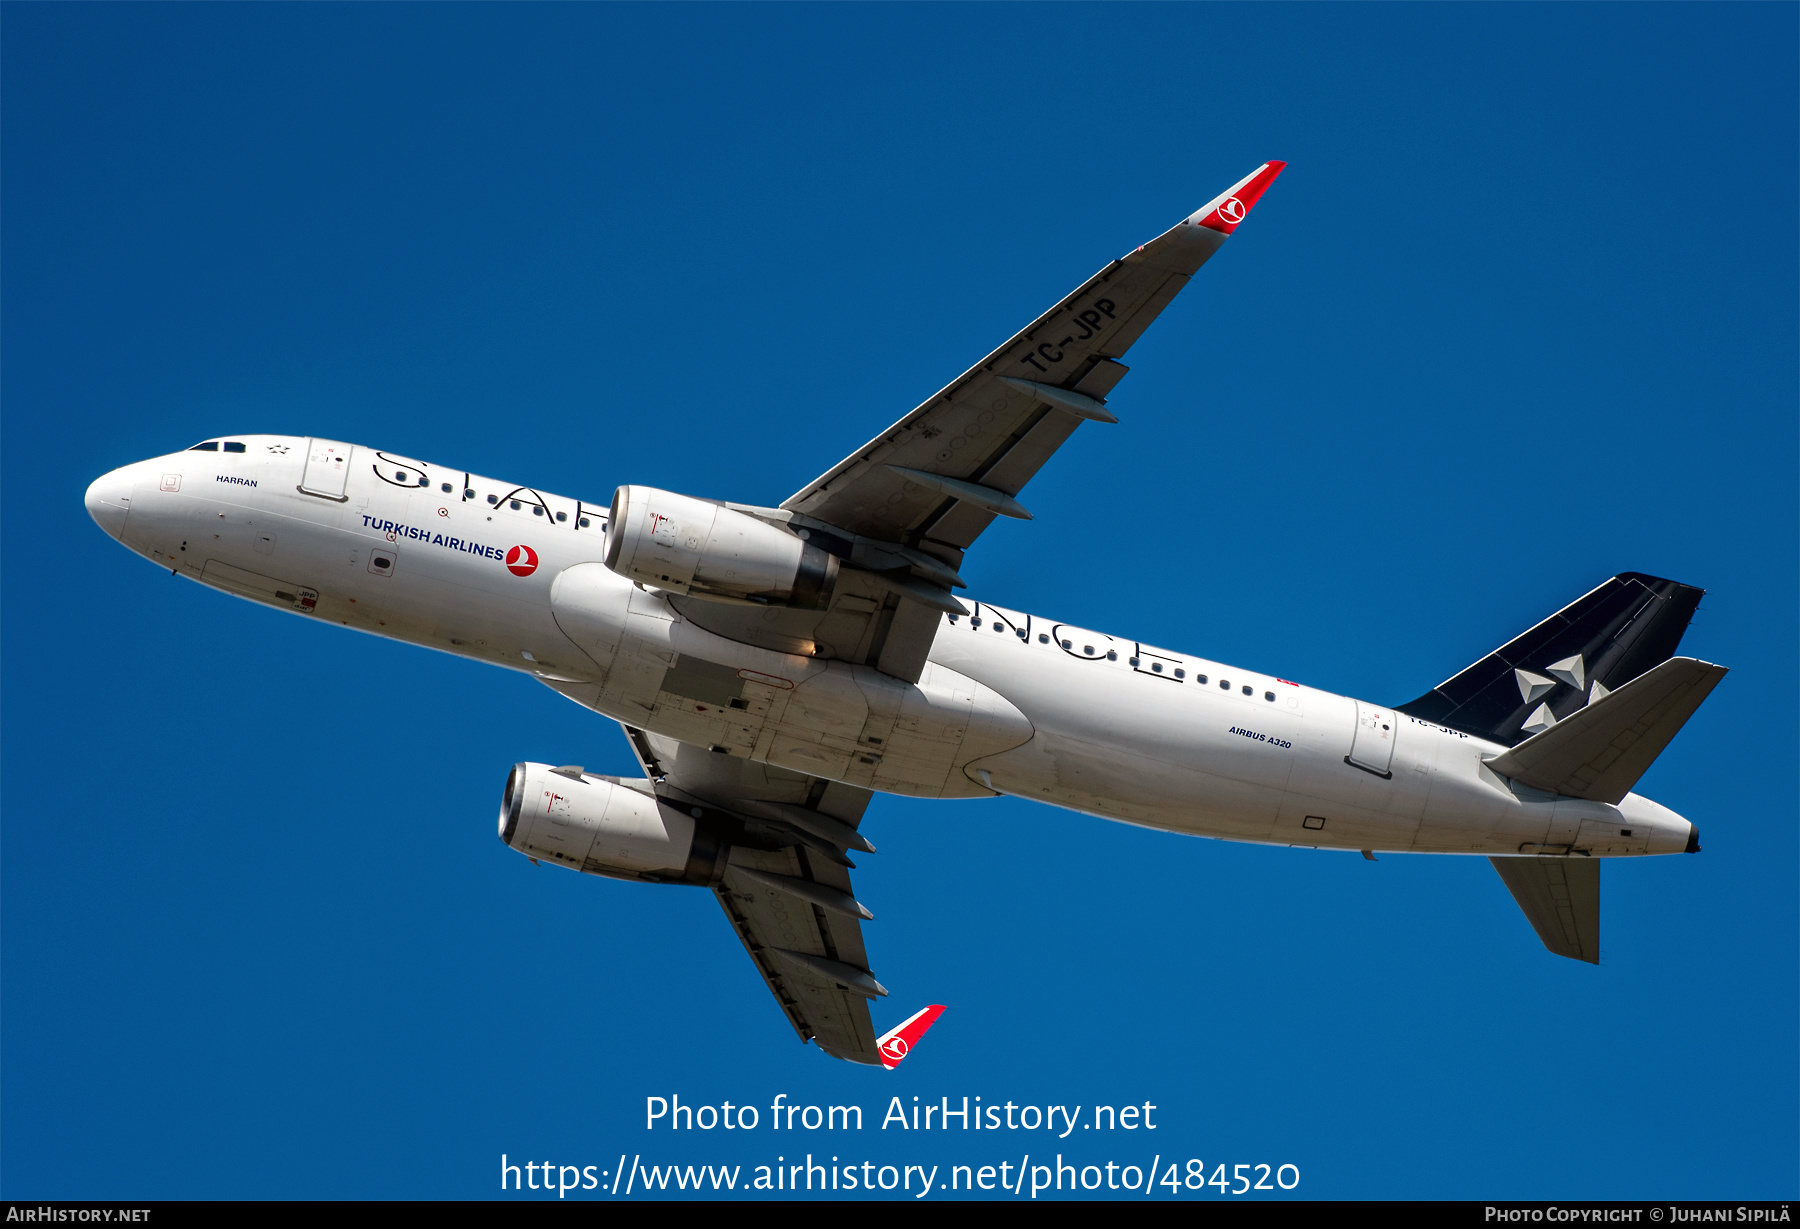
[
  {"left": 604, "top": 485, "right": 837, "bottom": 609},
  {"left": 498, "top": 763, "right": 725, "bottom": 885}
]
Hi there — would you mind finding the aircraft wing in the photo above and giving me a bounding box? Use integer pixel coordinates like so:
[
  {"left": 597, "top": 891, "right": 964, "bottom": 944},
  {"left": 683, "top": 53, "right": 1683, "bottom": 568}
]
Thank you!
[
  {"left": 621, "top": 723, "right": 889, "bottom": 1064},
  {"left": 782, "top": 160, "right": 1287, "bottom": 556}
]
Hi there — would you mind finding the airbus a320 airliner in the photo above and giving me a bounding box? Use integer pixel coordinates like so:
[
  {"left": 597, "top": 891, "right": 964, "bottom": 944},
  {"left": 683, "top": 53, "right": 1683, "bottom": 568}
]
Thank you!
[{"left": 85, "top": 162, "right": 1725, "bottom": 1066}]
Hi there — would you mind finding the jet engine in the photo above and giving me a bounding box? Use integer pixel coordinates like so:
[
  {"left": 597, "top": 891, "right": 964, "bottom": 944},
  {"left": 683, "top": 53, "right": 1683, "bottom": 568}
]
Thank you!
[
  {"left": 498, "top": 762, "right": 725, "bottom": 885},
  {"left": 605, "top": 485, "right": 838, "bottom": 609}
]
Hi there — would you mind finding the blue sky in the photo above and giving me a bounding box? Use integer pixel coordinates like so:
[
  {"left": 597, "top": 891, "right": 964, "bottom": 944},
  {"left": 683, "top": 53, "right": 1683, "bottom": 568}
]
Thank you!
[{"left": 4, "top": 3, "right": 1794, "bottom": 1200}]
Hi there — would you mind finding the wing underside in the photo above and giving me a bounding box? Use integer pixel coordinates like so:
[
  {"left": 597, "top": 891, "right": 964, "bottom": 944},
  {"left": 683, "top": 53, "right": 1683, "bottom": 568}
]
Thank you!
[
  {"left": 784, "top": 162, "right": 1288, "bottom": 556},
  {"left": 715, "top": 849, "right": 881, "bottom": 1063},
  {"left": 624, "top": 725, "right": 888, "bottom": 1064}
]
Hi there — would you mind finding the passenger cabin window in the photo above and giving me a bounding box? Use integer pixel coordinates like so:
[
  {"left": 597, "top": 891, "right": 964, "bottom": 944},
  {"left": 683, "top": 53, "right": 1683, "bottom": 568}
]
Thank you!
[
  {"left": 1152, "top": 663, "right": 1164, "bottom": 673},
  {"left": 1196, "top": 675, "right": 1208, "bottom": 685},
  {"left": 223, "top": 441, "right": 246, "bottom": 453},
  {"left": 1174, "top": 669, "right": 1185, "bottom": 679},
  {"left": 578, "top": 517, "right": 591, "bottom": 527},
  {"left": 1105, "top": 650, "right": 1117, "bottom": 660},
  {"left": 1264, "top": 691, "right": 1276, "bottom": 702},
  {"left": 441, "top": 483, "right": 452, "bottom": 493},
  {"left": 1039, "top": 634, "right": 1049, "bottom": 644},
  {"left": 487, "top": 495, "right": 498, "bottom": 505},
  {"left": 1242, "top": 685, "right": 1253, "bottom": 696},
  {"left": 189, "top": 441, "right": 219, "bottom": 451},
  {"left": 556, "top": 512, "right": 567, "bottom": 522},
  {"left": 1220, "top": 679, "right": 1230, "bottom": 689}
]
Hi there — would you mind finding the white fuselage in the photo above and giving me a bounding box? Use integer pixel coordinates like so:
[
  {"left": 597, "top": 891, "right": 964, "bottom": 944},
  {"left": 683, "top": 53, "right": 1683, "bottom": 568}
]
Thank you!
[{"left": 85, "top": 436, "right": 1695, "bottom": 858}]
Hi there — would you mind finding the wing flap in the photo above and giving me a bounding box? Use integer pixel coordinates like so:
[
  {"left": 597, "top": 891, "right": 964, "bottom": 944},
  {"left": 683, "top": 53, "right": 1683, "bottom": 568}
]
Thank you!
[
  {"left": 1490, "top": 856, "right": 1600, "bottom": 964},
  {"left": 1484, "top": 657, "right": 1727, "bottom": 804}
]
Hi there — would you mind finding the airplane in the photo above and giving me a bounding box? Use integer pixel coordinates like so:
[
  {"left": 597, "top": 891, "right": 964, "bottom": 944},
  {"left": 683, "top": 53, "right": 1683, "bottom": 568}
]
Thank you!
[{"left": 83, "top": 160, "right": 1726, "bottom": 1065}]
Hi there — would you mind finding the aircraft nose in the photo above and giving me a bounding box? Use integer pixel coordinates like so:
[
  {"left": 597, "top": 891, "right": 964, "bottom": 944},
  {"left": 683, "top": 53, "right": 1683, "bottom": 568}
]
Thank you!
[{"left": 84, "top": 467, "right": 134, "bottom": 540}]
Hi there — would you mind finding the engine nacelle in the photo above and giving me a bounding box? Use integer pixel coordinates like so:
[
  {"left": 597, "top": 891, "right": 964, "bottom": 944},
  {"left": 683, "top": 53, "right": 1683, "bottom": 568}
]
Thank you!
[
  {"left": 498, "top": 763, "right": 725, "bottom": 885},
  {"left": 605, "top": 485, "right": 837, "bottom": 609}
]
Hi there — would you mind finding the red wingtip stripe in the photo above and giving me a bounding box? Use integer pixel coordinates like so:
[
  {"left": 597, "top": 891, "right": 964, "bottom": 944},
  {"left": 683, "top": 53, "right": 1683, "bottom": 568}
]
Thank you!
[
  {"left": 876, "top": 1004, "right": 946, "bottom": 1069},
  {"left": 1194, "top": 160, "right": 1287, "bottom": 234}
]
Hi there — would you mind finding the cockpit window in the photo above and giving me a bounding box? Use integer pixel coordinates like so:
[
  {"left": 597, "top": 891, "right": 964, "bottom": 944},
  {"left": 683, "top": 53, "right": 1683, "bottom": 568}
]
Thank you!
[
  {"left": 222, "top": 442, "right": 246, "bottom": 453},
  {"left": 189, "top": 441, "right": 220, "bottom": 451}
]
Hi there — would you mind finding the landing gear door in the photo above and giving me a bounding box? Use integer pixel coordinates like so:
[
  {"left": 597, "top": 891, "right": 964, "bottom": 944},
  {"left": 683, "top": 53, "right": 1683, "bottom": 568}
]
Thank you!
[
  {"left": 1348, "top": 701, "right": 1396, "bottom": 777},
  {"left": 301, "top": 440, "right": 353, "bottom": 501}
]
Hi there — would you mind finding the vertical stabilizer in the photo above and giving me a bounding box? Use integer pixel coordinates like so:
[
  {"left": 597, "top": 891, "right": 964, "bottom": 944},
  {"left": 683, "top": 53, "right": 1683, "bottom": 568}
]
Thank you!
[{"left": 1399, "top": 573, "right": 1703, "bottom": 748}]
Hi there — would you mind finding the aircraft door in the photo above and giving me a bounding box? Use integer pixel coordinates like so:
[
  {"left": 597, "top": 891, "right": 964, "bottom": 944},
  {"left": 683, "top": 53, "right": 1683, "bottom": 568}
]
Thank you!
[
  {"left": 1347, "top": 701, "right": 1396, "bottom": 777},
  {"left": 301, "top": 440, "right": 353, "bottom": 501}
]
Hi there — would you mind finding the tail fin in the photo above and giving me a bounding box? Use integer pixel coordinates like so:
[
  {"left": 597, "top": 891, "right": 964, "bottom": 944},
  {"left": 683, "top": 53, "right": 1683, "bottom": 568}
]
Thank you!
[
  {"left": 876, "top": 1005, "right": 945, "bottom": 1070},
  {"left": 1398, "top": 572, "right": 1704, "bottom": 748},
  {"left": 1485, "top": 656, "right": 1728, "bottom": 804}
]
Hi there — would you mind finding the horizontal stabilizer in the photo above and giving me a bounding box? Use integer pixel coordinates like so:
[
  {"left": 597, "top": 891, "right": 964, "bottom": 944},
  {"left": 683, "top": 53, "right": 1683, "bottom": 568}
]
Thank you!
[
  {"left": 1490, "top": 857, "right": 1600, "bottom": 964},
  {"left": 1484, "top": 657, "right": 1727, "bottom": 804}
]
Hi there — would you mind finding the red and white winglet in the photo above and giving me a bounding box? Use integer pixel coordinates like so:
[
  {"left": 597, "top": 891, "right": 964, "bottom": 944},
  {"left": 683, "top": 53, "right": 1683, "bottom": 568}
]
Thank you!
[
  {"left": 876, "top": 1004, "right": 946, "bottom": 1070},
  {"left": 1191, "top": 161, "right": 1288, "bottom": 234}
]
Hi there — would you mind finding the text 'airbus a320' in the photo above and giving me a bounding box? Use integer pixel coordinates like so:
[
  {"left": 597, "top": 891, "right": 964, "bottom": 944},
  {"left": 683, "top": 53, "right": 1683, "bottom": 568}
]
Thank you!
[{"left": 85, "top": 161, "right": 1724, "bottom": 1065}]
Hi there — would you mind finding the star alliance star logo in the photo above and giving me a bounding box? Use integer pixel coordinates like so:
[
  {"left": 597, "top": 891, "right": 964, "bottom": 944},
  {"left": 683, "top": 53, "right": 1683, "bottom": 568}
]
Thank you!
[{"left": 1517, "top": 654, "right": 1609, "bottom": 734}]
